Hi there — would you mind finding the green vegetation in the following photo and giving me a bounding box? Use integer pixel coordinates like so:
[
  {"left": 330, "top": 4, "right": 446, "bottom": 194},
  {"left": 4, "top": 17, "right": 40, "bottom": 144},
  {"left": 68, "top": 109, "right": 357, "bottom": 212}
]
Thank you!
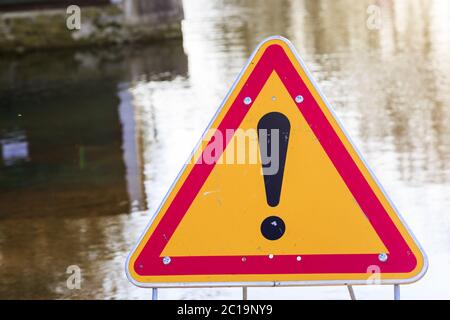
[{"left": 0, "top": 4, "right": 182, "bottom": 54}]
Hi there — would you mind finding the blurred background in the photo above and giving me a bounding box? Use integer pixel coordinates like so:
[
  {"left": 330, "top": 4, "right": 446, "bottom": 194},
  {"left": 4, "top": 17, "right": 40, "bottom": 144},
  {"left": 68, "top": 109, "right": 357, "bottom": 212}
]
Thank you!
[{"left": 1, "top": 0, "right": 449, "bottom": 299}]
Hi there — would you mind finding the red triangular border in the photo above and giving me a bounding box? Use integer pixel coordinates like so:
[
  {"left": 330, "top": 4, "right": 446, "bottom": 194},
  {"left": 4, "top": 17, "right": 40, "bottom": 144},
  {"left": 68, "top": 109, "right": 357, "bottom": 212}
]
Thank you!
[{"left": 134, "top": 43, "right": 417, "bottom": 276}]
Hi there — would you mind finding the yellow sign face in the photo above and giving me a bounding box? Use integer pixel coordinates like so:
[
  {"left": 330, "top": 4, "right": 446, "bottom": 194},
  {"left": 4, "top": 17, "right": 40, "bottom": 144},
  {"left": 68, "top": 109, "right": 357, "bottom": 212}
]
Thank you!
[{"left": 126, "top": 36, "right": 427, "bottom": 287}]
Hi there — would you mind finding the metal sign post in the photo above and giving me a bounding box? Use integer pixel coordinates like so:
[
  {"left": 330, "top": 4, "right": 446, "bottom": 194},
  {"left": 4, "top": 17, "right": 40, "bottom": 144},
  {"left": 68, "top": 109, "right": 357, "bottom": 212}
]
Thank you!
[
  {"left": 243, "top": 287, "right": 248, "bottom": 300},
  {"left": 347, "top": 286, "right": 356, "bottom": 300},
  {"left": 152, "top": 288, "right": 158, "bottom": 300},
  {"left": 394, "top": 285, "right": 400, "bottom": 300},
  {"left": 149, "top": 285, "right": 400, "bottom": 300}
]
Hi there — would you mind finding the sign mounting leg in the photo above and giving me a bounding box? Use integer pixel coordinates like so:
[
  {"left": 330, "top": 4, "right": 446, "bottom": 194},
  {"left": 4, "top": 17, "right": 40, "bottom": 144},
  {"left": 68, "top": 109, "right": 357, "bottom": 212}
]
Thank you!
[
  {"left": 347, "top": 285, "right": 356, "bottom": 300},
  {"left": 243, "top": 287, "right": 248, "bottom": 300},
  {"left": 394, "top": 285, "right": 400, "bottom": 300},
  {"left": 152, "top": 288, "right": 158, "bottom": 300}
]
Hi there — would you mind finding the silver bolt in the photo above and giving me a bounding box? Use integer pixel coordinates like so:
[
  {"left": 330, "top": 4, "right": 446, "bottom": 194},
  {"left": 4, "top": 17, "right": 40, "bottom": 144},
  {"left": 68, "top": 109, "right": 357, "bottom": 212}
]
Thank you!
[
  {"left": 243, "top": 96, "right": 252, "bottom": 105},
  {"left": 162, "top": 256, "right": 171, "bottom": 265},
  {"left": 272, "top": 96, "right": 277, "bottom": 101},
  {"left": 296, "top": 256, "right": 302, "bottom": 262},
  {"left": 378, "top": 253, "right": 388, "bottom": 262},
  {"left": 269, "top": 254, "right": 274, "bottom": 259},
  {"left": 295, "top": 95, "right": 304, "bottom": 103},
  {"left": 242, "top": 257, "right": 246, "bottom": 262}
]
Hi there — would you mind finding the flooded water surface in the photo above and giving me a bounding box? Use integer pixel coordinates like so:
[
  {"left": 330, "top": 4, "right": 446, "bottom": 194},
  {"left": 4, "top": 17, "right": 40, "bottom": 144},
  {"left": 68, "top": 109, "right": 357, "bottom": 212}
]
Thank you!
[{"left": 1, "top": 0, "right": 450, "bottom": 299}]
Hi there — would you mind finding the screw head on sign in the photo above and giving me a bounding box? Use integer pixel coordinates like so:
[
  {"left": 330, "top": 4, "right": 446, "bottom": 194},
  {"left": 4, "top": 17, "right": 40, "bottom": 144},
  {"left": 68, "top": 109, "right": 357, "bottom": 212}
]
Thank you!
[
  {"left": 244, "top": 97, "right": 252, "bottom": 105},
  {"left": 296, "top": 256, "right": 302, "bottom": 262},
  {"left": 269, "top": 254, "right": 274, "bottom": 259},
  {"left": 378, "top": 253, "right": 388, "bottom": 262},
  {"left": 295, "top": 95, "right": 304, "bottom": 103},
  {"left": 162, "top": 256, "right": 171, "bottom": 265}
]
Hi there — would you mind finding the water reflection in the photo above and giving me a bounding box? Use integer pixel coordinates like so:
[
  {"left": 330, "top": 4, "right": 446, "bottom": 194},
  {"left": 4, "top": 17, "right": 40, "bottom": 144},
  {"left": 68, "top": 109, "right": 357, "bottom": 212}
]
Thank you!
[
  {"left": 0, "top": 42, "right": 188, "bottom": 219},
  {"left": 0, "top": 130, "right": 29, "bottom": 166},
  {"left": 1, "top": 0, "right": 450, "bottom": 299},
  {"left": 0, "top": 41, "right": 188, "bottom": 298}
]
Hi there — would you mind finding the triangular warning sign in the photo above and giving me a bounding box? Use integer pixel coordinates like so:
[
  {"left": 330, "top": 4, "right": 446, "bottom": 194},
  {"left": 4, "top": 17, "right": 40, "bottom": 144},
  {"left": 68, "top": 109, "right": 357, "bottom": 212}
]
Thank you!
[{"left": 126, "top": 36, "right": 427, "bottom": 287}]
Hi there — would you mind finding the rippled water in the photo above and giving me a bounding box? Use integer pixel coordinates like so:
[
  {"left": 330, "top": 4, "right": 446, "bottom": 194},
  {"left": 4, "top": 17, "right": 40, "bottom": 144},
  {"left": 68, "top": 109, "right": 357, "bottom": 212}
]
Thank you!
[{"left": 1, "top": 0, "right": 450, "bottom": 299}]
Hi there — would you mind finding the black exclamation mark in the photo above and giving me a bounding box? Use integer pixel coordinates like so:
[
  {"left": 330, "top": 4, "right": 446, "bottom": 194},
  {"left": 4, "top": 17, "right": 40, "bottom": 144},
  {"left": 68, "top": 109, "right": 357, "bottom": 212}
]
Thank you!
[{"left": 257, "top": 112, "right": 290, "bottom": 241}]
